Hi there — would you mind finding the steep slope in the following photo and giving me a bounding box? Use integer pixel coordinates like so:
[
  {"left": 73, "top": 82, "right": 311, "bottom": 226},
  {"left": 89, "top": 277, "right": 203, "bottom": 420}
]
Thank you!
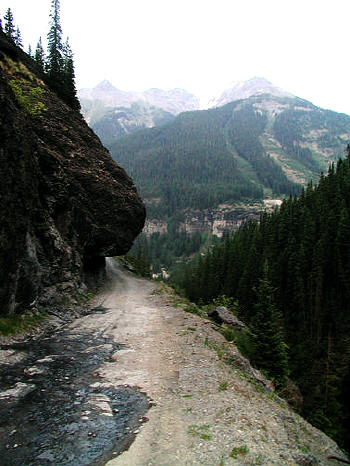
[
  {"left": 109, "top": 94, "right": 350, "bottom": 223},
  {"left": 0, "top": 32, "right": 145, "bottom": 315},
  {"left": 102, "top": 266, "right": 346, "bottom": 465}
]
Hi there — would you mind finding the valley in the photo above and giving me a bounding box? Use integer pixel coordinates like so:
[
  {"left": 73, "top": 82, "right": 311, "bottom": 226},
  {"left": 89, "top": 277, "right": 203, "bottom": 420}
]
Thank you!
[
  {"left": 77, "top": 73, "right": 350, "bottom": 454},
  {"left": 90, "top": 84, "right": 350, "bottom": 276},
  {"left": 2, "top": 14, "right": 350, "bottom": 461}
]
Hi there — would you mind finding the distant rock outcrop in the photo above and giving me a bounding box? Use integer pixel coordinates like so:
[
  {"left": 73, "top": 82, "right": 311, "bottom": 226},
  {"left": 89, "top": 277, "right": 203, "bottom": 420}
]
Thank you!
[{"left": 0, "top": 31, "right": 145, "bottom": 315}]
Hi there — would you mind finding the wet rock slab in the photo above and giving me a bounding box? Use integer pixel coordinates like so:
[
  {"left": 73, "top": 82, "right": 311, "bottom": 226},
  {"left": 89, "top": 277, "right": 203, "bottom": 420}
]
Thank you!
[{"left": 0, "top": 313, "right": 150, "bottom": 466}]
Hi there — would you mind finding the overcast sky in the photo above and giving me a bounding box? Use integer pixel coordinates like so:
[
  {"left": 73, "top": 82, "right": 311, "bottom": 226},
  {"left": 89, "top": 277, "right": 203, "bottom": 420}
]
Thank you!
[{"left": 4, "top": 0, "right": 350, "bottom": 113}]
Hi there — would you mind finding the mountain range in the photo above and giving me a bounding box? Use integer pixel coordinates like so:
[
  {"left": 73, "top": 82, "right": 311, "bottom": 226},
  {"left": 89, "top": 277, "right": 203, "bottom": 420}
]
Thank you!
[
  {"left": 80, "top": 78, "right": 350, "bottom": 151},
  {"left": 79, "top": 77, "right": 295, "bottom": 117},
  {"left": 78, "top": 80, "right": 199, "bottom": 121},
  {"left": 80, "top": 77, "right": 295, "bottom": 142},
  {"left": 78, "top": 77, "right": 350, "bottom": 238},
  {"left": 108, "top": 92, "right": 350, "bottom": 217}
]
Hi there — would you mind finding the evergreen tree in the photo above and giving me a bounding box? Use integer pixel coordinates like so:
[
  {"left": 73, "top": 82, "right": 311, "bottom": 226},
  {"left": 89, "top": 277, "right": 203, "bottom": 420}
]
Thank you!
[
  {"left": 27, "top": 44, "right": 33, "bottom": 57},
  {"left": 0, "top": 18, "right": 3, "bottom": 32},
  {"left": 4, "top": 8, "right": 15, "bottom": 40},
  {"left": 46, "top": 0, "right": 63, "bottom": 94},
  {"left": 250, "top": 262, "right": 289, "bottom": 388},
  {"left": 14, "top": 26, "right": 23, "bottom": 47},
  {"left": 46, "top": 1, "right": 80, "bottom": 109},
  {"left": 34, "top": 37, "right": 46, "bottom": 72},
  {"left": 62, "top": 37, "right": 80, "bottom": 110}
]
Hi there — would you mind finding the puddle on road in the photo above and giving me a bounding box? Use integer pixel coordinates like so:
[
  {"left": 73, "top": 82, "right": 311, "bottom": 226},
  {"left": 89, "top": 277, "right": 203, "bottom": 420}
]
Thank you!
[{"left": 0, "top": 314, "right": 150, "bottom": 465}]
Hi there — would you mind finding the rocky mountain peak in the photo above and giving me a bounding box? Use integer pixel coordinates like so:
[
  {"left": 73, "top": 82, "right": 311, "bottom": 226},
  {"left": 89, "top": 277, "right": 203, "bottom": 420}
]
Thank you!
[
  {"left": 78, "top": 83, "right": 200, "bottom": 116},
  {"left": 209, "top": 76, "right": 294, "bottom": 108},
  {"left": 95, "top": 79, "right": 117, "bottom": 91}
]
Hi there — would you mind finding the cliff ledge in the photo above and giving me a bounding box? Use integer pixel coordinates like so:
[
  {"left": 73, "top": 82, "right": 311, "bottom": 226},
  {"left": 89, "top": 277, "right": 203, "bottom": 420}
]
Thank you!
[{"left": 0, "top": 31, "right": 145, "bottom": 314}]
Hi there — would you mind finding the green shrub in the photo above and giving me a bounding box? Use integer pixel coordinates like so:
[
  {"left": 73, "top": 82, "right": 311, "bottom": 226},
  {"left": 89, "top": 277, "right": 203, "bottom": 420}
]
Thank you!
[
  {"left": 184, "top": 302, "right": 203, "bottom": 317},
  {"left": 219, "top": 324, "right": 236, "bottom": 342},
  {"left": 234, "top": 330, "right": 255, "bottom": 360},
  {"left": 9, "top": 79, "right": 45, "bottom": 116},
  {"left": 212, "top": 295, "right": 239, "bottom": 312}
]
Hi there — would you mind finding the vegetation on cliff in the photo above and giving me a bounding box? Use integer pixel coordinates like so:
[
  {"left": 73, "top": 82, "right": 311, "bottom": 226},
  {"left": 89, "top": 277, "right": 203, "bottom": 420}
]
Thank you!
[{"left": 1, "top": 2, "right": 80, "bottom": 110}]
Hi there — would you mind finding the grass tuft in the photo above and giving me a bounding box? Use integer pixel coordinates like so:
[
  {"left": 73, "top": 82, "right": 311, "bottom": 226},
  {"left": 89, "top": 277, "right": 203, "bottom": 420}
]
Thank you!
[
  {"left": 230, "top": 445, "right": 249, "bottom": 458},
  {"left": 0, "top": 310, "right": 47, "bottom": 336},
  {"left": 188, "top": 424, "right": 212, "bottom": 440},
  {"left": 218, "top": 380, "right": 229, "bottom": 391}
]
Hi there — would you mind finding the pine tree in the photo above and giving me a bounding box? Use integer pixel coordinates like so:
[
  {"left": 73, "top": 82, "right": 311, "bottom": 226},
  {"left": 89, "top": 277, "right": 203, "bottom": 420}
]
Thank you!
[
  {"left": 34, "top": 37, "right": 46, "bottom": 72},
  {"left": 4, "top": 8, "right": 15, "bottom": 40},
  {"left": 27, "top": 44, "right": 33, "bottom": 57},
  {"left": 46, "top": 0, "right": 63, "bottom": 94},
  {"left": 250, "top": 262, "right": 289, "bottom": 388},
  {"left": 14, "top": 26, "right": 23, "bottom": 47},
  {"left": 62, "top": 37, "right": 80, "bottom": 110},
  {"left": 0, "top": 18, "right": 3, "bottom": 32},
  {"left": 46, "top": 1, "right": 80, "bottom": 109}
]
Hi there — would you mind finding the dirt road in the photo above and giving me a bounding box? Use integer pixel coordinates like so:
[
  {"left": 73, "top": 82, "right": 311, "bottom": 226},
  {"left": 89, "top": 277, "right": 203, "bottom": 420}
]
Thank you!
[
  {"left": 100, "top": 261, "right": 344, "bottom": 466},
  {"left": 0, "top": 260, "right": 345, "bottom": 465}
]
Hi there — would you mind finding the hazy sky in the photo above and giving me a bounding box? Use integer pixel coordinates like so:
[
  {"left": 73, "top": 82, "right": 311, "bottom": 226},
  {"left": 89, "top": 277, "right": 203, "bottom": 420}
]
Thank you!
[{"left": 4, "top": 0, "right": 350, "bottom": 113}]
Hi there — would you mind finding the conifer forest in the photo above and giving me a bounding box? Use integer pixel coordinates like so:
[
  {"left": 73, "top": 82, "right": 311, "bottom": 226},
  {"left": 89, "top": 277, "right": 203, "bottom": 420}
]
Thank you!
[{"left": 176, "top": 150, "right": 350, "bottom": 450}]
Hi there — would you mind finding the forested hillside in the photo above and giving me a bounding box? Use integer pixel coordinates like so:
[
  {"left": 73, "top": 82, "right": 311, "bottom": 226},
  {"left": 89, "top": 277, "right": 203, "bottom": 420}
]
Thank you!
[
  {"left": 177, "top": 151, "right": 350, "bottom": 451},
  {"left": 110, "top": 94, "right": 350, "bottom": 219}
]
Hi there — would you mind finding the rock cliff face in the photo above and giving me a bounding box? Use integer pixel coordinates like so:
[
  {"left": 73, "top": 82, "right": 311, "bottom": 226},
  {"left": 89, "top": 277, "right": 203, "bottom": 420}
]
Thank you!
[
  {"left": 0, "top": 32, "right": 145, "bottom": 315},
  {"left": 143, "top": 204, "right": 264, "bottom": 237}
]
